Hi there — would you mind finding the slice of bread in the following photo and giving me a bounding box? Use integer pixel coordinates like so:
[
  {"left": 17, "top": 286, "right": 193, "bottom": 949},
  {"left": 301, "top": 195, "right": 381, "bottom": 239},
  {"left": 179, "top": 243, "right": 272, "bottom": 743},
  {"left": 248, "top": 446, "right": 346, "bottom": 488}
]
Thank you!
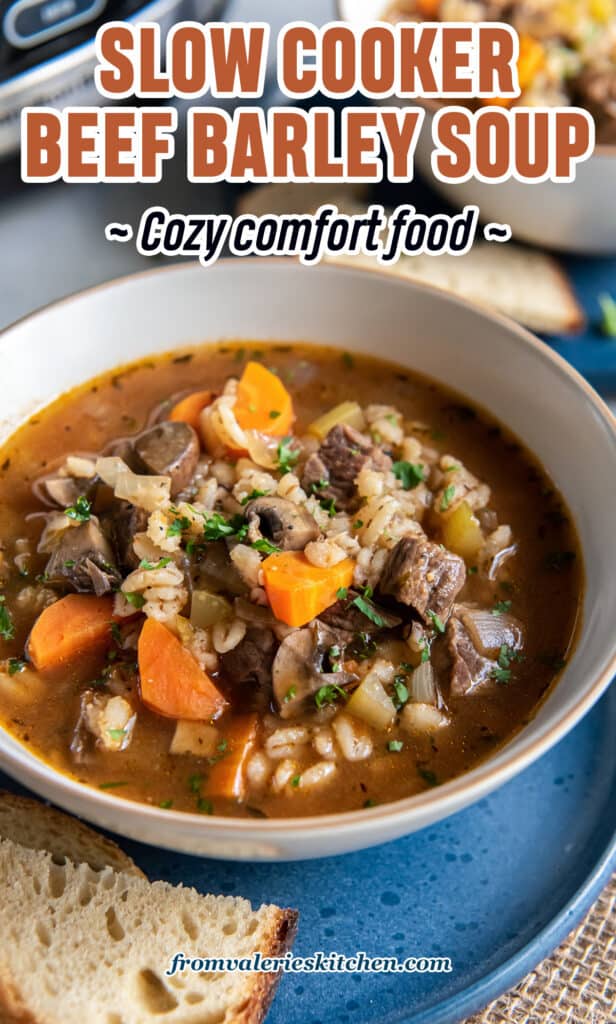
[
  {"left": 0, "top": 791, "right": 144, "bottom": 877},
  {"left": 325, "top": 246, "right": 585, "bottom": 335},
  {"left": 0, "top": 838, "right": 298, "bottom": 1024}
]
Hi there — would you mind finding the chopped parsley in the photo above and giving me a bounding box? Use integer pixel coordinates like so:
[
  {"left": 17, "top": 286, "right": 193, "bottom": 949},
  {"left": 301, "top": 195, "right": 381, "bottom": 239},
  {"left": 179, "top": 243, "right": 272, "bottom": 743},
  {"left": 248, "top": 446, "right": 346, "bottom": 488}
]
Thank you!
[
  {"left": 217, "top": 739, "right": 228, "bottom": 754},
  {"left": 276, "top": 437, "right": 299, "bottom": 474},
  {"left": 160, "top": 799, "right": 173, "bottom": 809},
  {"left": 138, "top": 557, "right": 172, "bottom": 571},
  {"left": 197, "top": 797, "right": 214, "bottom": 814},
  {"left": 314, "top": 683, "right": 348, "bottom": 709},
  {"left": 284, "top": 685, "right": 297, "bottom": 704},
  {"left": 107, "top": 728, "right": 126, "bottom": 741},
  {"left": 167, "top": 515, "right": 191, "bottom": 538},
  {"left": 392, "top": 461, "right": 425, "bottom": 491},
  {"left": 427, "top": 610, "right": 445, "bottom": 635},
  {"left": 353, "top": 519, "right": 364, "bottom": 529},
  {"left": 63, "top": 560, "right": 75, "bottom": 569},
  {"left": 319, "top": 497, "right": 337, "bottom": 517},
  {"left": 336, "top": 587, "right": 348, "bottom": 601},
  {"left": 342, "top": 352, "right": 355, "bottom": 369},
  {"left": 251, "top": 538, "right": 280, "bottom": 555},
  {"left": 419, "top": 769, "right": 438, "bottom": 787},
  {"left": 392, "top": 677, "right": 409, "bottom": 709},
  {"left": 492, "top": 600, "right": 512, "bottom": 615},
  {"left": 491, "top": 643, "right": 521, "bottom": 684},
  {"left": 439, "top": 484, "right": 456, "bottom": 512},
  {"left": 352, "top": 587, "right": 385, "bottom": 628},
  {"left": 291, "top": 775, "right": 301, "bottom": 788},
  {"left": 64, "top": 495, "right": 92, "bottom": 522},
  {"left": 309, "top": 479, "right": 327, "bottom": 494},
  {"left": 388, "top": 740, "right": 403, "bottom": 753},
  {"left": 467, "top": 565, "right": 478, "bottom": 575},
  {"left": 269, "top": 410, "right": 281, "bottom": 419},
  {"left": 0, "top": 597, "right": 15, "bottom": 641},
  {"left": 350, "top": 632, "right": 377, "bottom": 661},
  {"left": 328, "top": 644, "right": 342, "bottom": 672},
  {"left": 240, "top": 489, "right": 270, "bottom": 505},
  {"left": 110, "top": 622, "right": 122, "bottom": 645},
  {"left": 491, "top": 666, "right": 512, "bottom": 684},
  {"left": 124, "top": 592, "right": 146, "bottom": 610},
  {"left": 7, "top": 658, "right": 26, "bottom": 676},
  {"left": 189, "top": 773, "right": 204, "bottom": 793},
  {"left": 202, "top": 512, "right": 248, "bottom": 543},
  {"left": 599, "top": 293, "right": 616, "bottom": 337},
  {"left": 364, "top": 798, "right": 377, "bottom": 808},
  {"left": 98, "top": 781, "right": 128, "bottom": 790}
]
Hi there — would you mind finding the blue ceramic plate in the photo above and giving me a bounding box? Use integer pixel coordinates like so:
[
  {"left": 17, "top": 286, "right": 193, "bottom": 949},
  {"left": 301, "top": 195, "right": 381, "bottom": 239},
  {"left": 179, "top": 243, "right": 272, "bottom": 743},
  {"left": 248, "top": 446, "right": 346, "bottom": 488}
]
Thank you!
[{"left": 1, "top": 685, "right": 613, "bottom": 1024}]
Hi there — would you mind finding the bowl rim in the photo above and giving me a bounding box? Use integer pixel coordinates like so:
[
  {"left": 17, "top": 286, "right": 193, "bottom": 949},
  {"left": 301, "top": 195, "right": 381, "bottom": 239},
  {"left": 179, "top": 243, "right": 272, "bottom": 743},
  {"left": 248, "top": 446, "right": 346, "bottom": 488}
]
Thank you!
[
  {"left": 0, "top": 257, "right": 614, "bottom": 839},
  {"left": 334, "top": 0, "right": 616, "bottom": 158}
]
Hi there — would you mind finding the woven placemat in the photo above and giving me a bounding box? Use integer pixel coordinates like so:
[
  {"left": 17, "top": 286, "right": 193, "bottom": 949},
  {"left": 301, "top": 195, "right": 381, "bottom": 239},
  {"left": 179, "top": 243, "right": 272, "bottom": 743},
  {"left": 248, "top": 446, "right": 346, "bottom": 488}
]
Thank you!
[{"left": 466, "top": 874, "right": 615, "bottom": 1024}]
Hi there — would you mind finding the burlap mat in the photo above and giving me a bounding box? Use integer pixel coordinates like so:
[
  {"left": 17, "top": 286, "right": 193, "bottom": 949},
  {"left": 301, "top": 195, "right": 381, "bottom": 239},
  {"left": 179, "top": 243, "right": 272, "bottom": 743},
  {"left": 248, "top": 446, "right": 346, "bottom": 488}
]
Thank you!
[{"left": 466, "top": 874, "right": 615, "bottom": 1024}]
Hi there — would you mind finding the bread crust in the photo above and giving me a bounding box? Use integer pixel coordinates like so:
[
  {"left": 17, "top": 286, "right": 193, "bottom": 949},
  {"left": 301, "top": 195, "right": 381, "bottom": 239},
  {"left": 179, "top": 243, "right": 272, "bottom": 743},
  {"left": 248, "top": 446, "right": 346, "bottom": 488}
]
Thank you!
[
  {"left": 0, "top": 791, "right": 144, "bottom": 878},
  {"left": 234, "top": 907, "right": 300, "bottom": 1024}
]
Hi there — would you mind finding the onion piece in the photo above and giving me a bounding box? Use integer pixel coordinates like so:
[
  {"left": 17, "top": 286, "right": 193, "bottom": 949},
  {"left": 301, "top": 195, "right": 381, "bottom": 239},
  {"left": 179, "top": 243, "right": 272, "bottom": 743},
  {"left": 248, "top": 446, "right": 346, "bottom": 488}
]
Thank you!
[
  {"left": 234, "top": 597, "right": 277, "bottom": 627},
  {"left": 95, "top": 456, "right": 170, "bottom": 512},
  {"left": 457, "top": 606, "right": 523, "bottom": 658},
  {"left": 307, "top": 402, "right": 365, "bottom": 441},
  {"left": 410, "top": 660, "right": 438, "bottom": 706},
  {"left": 347, "top": 663, "right": 396, "bottom": 731}
]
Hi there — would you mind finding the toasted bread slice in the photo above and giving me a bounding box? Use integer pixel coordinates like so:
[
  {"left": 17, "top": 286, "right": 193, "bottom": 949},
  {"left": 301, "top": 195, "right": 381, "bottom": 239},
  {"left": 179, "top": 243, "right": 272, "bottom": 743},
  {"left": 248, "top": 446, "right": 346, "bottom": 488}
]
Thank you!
[
  {"left": 0, "top": 838, "right": 298, "bottom": 1024},
  {"left": 0, "top": 791, "right": 144, "bottom": 877},
  {"left": 327, "top": 244, "right": 585, "bottom": 335}
]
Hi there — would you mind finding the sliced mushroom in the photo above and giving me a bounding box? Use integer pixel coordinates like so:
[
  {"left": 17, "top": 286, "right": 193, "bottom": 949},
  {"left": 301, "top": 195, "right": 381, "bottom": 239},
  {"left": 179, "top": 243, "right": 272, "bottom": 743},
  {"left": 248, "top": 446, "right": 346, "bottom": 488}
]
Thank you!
[
  {"left": 45, "top": 519, "right": 120, "bottom": 596},
  {"left": 244, "top": 496, "right": 319, "bottom": 551},
  {"left": 272, "top": 624, "right": 357, "bottom": 718},
  {"left": 133, "top": 421, "right": 200, "bottom": 496},
  {"left": 107, "top": 499, "right": 149, "bottom": 571},
  {"left": 44, "top": 477, "right": 81, "bottom": 509}
]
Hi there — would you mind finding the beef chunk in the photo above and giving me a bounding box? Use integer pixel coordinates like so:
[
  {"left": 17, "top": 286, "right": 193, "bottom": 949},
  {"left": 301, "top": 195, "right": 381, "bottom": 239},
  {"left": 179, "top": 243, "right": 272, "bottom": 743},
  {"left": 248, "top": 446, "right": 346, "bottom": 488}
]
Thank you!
[
  {"left": 447, "top": 616, "right": 494, "bottom": 697},
  {"left": 302, "top": 424, "right": 391, "bottom": 510},
  {"left": 319, "top": 594, "right": 402, "bottom": 634},
  {"left": 108, "top": 500, "right": 149, "bottom": 572},
  {"left": 221, "top": 627, "right": 277, "bottom": 692},
  {"left": 379, "top": 536, "right": 465, "bottom": 623},
  {"left": 245, "top": 496, "right": 319, "bottom": 551},
  {"left": 133, "top": 421, "right": 200, "bottom": 497},
  {"left": 45, "top": 520, "right": 120, "bottom": 596}
]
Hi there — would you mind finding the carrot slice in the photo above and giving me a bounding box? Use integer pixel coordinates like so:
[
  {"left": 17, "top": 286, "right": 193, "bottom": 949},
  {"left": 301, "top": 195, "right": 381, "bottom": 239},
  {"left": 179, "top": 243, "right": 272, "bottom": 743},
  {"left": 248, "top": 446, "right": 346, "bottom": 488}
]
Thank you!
[
  {"left": 138, "top": 618, "right": 228, "bottom": 721},
  {"left": 262, "top": 552, "right": 355, "bottom": 628},
  {"left": 205, "top": 713, "right": 259, "bottom": 801},
  {"left": 27, "top": 594, "right": 115, "bottom": 672},
  {"left": 235, "top": 361, "right": 294, "bottom": 436},
  {"left": 169, "top": 389, "right": 214, "bottom": 430}
]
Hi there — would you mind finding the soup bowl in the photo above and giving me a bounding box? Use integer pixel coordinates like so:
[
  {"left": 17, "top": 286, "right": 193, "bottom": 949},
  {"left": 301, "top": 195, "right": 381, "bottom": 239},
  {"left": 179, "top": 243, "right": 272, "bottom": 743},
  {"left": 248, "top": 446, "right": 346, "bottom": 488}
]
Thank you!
[
  {"left": 338, "top": 0, "right": 616, "bottom": 254},
  {"left": 0, "top": 260, "right": 614, "bottom": 860}
]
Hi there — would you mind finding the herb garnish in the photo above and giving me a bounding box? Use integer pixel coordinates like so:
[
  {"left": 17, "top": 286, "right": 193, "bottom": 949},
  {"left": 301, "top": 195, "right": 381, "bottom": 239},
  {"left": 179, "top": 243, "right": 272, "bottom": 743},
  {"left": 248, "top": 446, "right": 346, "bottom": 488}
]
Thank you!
[
  {"left": 189, "top": 773, "right": 204, "bottom": 793},
  {"left": 351, "top": 586, "right": 385, "bottom": 628},
  {"left": 392, "top": 461, "right": 425, "bottom": 491},
  {"left": 392, "top": 677, "right": 409, "bottom": 709},
  {"left": 240, "top": 489, "right": 270, "bottom": 505},
  {"left": 319, "top": 497, "right": 337, "bottom": 517},
  {"left": 8, "top": 658, "right": 26, "bottom": 675},
  {"left": 124, "top": 592, "right": 146, "bottom": 610},
  {"left": 439, "top": 484, "right": 456, "bottom": 512},
  {"left": 328, "top": 644, "right": 342, "bottom": 672},
  {"left": 353, "top": 519, "right": 364, "bottom": 529},
  {"left": 197, "top": 798, "right": 214, "bottom": 814},
  {"left": 419, "top": 769, "right": 438, "bottom": 787},
  {"left": 276, "top": 437, "right": 299, "bottom": 474},
  {"left": 98, "top": 781, "right": 128, "bottom": 790},
  {"left": 269, "top": 410, "right": 281, "bottom": 419},
  {"left": 107, "top": 728, "right": 126, "bottom": 741},
  {"left": 0, "top": 597, "right": 15, "bottom": 641},
  {"left": 138, "top": 557, "right": 172, "bottom": 570},
  {"left": 291, "top": 775, "right": 301, "bottom": 788},
  {"left": 314, "top": 683, "right": 348, "bottom": 709},
  {"left": 160, "top": 799, "right": 173, "bottom": 809},
  {"left": 427, "top": 610, "right": 445, "bottom": 635},
  {"left": 64, "top": 495, "right": 92, "bottom": 522},
  {"left": 284, "top": 685, "right": 297, "bottom": 704},
  {"left": 388, "top": 740, "right": 403, "bottom": 753},
  {"left": 167, "top": 515, "right": 191, "bottom": 538},
  {"left": 251, "top": 538, "right": 281, "bottom": 555},
  {"left": 492, "top": 600, "right": 512, "bottom": 615},
  {"left": 336, "top": 587, "right": 348, "bottom": 600},
  {"left": 342, "top": 352, "right": 355, "bottom": 369}
]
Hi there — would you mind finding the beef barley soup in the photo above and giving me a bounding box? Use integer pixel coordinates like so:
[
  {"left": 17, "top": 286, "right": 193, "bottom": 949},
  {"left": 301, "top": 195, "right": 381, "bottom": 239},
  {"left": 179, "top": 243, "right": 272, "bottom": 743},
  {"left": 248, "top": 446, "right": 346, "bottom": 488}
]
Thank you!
[{"left": 0, "top": 344, "right": 581, "bottom": 817}]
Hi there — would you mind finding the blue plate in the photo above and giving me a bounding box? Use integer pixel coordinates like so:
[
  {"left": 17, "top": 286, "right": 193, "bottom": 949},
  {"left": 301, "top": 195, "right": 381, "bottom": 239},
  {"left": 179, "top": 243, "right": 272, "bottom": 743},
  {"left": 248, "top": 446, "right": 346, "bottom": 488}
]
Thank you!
[{"left": 1, "top": 686, "right": 614, "bottom": 1024}]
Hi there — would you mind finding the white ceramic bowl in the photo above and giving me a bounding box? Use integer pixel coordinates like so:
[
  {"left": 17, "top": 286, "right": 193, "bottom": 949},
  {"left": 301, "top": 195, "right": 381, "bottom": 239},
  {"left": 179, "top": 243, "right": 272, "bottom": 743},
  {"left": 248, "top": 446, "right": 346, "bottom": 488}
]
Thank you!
[
  {"left": 338, "top": 0, "right": 616, "bottom": 254},
  {"left": 0, "top": 261, "right": 614, "bottom": 860}
]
